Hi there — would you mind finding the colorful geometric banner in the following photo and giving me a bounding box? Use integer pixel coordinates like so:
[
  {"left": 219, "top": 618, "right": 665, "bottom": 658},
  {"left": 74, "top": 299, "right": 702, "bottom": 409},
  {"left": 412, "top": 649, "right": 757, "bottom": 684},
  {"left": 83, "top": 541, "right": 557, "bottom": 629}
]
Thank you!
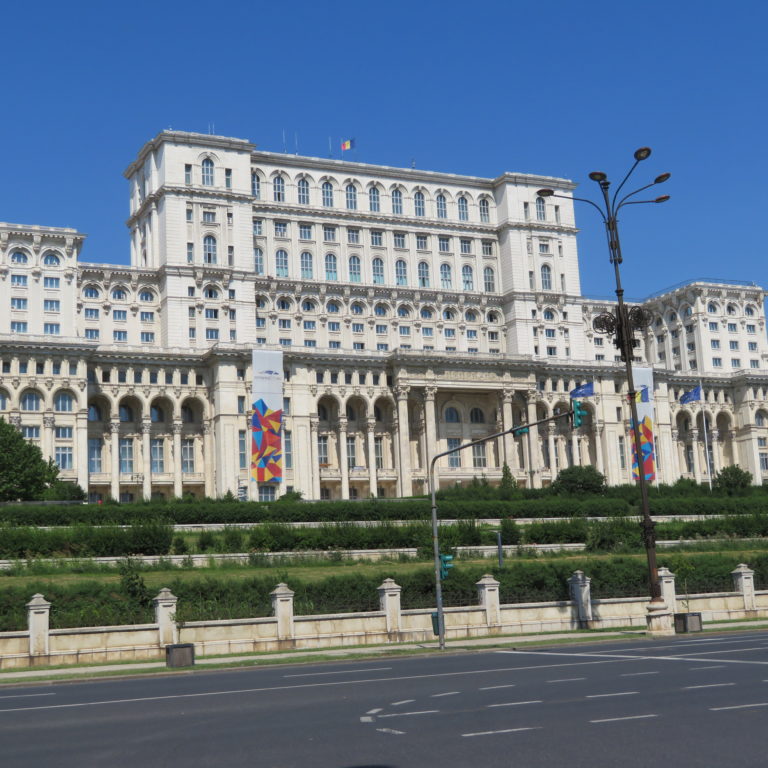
[
  {"left": 251, "top": 350, "right": 284, "bottom": 483},
  {"left": 630, "top": 366, "right": 656, "bottom": 483}
]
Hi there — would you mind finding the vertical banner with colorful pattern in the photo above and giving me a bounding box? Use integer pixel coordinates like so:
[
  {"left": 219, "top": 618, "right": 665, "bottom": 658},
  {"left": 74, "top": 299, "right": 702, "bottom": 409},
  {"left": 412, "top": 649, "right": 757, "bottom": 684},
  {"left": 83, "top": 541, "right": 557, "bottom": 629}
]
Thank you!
[
  {"left": 250, "top": 350, "right": 284, "bottom": 483},
  {"left": 630, "top": 365, "right": 656, "bottom": 483}
]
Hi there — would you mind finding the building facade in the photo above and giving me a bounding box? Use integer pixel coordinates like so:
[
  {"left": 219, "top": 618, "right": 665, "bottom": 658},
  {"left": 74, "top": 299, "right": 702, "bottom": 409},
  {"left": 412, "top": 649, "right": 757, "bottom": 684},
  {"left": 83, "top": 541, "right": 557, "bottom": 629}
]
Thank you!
[{"left": 0, "top": 130, "right": 767, "bottom": 501}]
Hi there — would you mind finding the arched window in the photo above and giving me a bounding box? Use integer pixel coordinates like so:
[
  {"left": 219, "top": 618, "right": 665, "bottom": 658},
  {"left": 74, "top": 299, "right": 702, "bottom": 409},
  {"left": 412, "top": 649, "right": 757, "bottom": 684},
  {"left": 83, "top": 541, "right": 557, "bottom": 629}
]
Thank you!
[
  {"left": 457, "top": 196, "right": 468, "bottom": 221},
  {"left": 10, "top": 250, "right": 28, "bottom": 264},
  {"left": 42, "top": 251, "right": 60, "bottom": 266},
  {"left": 374, "top": 405, "right": 382, "bottom": 422},
  {"left": 297, "top": 177, "right": 309, "bottom": 204},
  {"left": 112, "top": 287, "right": 127, "bottom": 300},
  {"left": 21, "top": 391, "right": 41, "bottom": 411},
  {"left": 727, "top": 304, "right": 737, "bottom": 315},
  {"left": 536, "top": 196, "right": 546, "bottom": 221},
  {"left": 276, "top": 249, "right": 289, "bottom": 277},
  {"left": 397, "top": 305, "right": 411, "bottom": 318},
  {"left": 318, "top": 404, "right": 329, "bottom": 421},
  {"left": 345, "top": 184, "right": 357, "bottom": 210},
  {"left": 443, "top": 308, "right": 455, "bottom": 321},
  {"left": 181, "top": 405, "right": 195, "bottom": 423},
  {"left": 391, "top": 188, "right": 403, "bottom": 214},
  {"left": 483, "top": 266, "right": 496, "bottom": 292},
  {"left": 150, "top": 405, "right": 165, "bottom": 423},
  {"left": 541, "top": 264, "right": 552, "bottom": 290},
  {"left": 440, "top": 263, "right": 452, "bottom": 289},
  {"left": 757, "top": 411, "right": 767, "bottom": 427},
  {"left": 254, "top": 247, "right": 264, "bottom": 275},
  {"left": 369, "top": 186, "right": 380, "bottom": 212},
  {"left": 465, "top": 310, "right": 477, "bottom": 323},
  {"left": 201, "top": 158, "right": 214, "bottom": 186},
  {"left": 684, "top": 306, "right": 693, "bottom": 317},
  {"left": 54, "top": 392, "right": 74, "bottom": 412},
  {"left": 321, "top": 181, "right": 334, "bottom": 207},
  {"left": 302, "top": 299, "right": 315, "bottom": 312},
  {"left": 139, "top": 290, "right": 154, "bottom": 302},
  {"left": 277, "top": 298, "right": 292, "bottom": 311},
  {"left": 300, "top": 251, "right": 313, "bottom": 279},
  {"left": 420, "top": 307, "right": 434, "bottom": 320},
  {"left": 543, "top": 309, "right": 555, "bottom": 321},
  {"left": 395, "top": 259, "right": 408, "bottom": 286},
  {"left": 0, "top": 390, "right": 7, "bottom": 410},
  {"left": 372, "top": 258, "right": 384, "bottom": 285},
  {"left": 351, "top": 303, "right": 364, "bottom": 315},
  {"left": 349, "top": 255, "right": 361, "bottom": 283},
  {"left": 418, "top": 261, "right": 430, "bottom": 288},
  {"left": 88, "top": 404, "right": 102, "bottom": 421},
  {"left": 668, "top": 311, "right": 677, "bottom": 322},
  {"left": 436, "top": 194, "right": 447, "bottom": 219},
  {"left": 325, "top": 253, "right": 337, "bottom": 281},
  {"left": 203, "top": 235, "right": 217, "bottom": 264},
  {"left": 203, "top": 286, "right": 219, "bottom": 299},
  {"left": 462, "top": 265, "right": 474, "bottom": 291},
  {"left": 470, "top": 407, "right": 485, "bottom": 424},
  {"left": 327, "top": 301, "right": 340, "bottom": 314},
  {"left": 479, "top": 198, "right": 490, "bottom": 223},
  {"left": 445, "top": 407, "right": 460, "bottom": 423},
  {"left": 374, "top": 303, "right": 388, "bottom": 316},
  {"left": 487, "top": 311, "right": 499, "bottom": 323},
  {"left": 119, "top": 404, "right": 134, "bottom": 422},
  {"left": 251, "top": 172, "right": 261, "bottom": 199},
  {"left": 346, "top": 404, "right": 356, "bottom": 421},
  {"left": 746, "top": 305, "right": 756, "bottom": 317},
  {"left": 83, "top": 285, "right": 100, "bottom": 299},
  {"left": 708, "top": 303, "right": 718, "bottom": 314},
  {"left": 414, "top": 190, "right": 425, "bottom": 216},
  {"left": 273, "top": 175, "right": 285, "bottom": 202}
]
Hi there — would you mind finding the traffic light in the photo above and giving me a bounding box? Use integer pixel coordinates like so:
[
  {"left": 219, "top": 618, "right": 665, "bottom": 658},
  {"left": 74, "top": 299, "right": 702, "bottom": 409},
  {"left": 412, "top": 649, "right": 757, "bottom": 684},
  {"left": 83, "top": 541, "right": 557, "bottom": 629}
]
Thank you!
[
  {"left": 512, "top": 426, "right": 529, "bottom": 436},
  {"left": 439, "top": 554, "right": 454, "bottom": 580},
  {"left": 571, "top": 400, "right": 587, "bottom": 429}
]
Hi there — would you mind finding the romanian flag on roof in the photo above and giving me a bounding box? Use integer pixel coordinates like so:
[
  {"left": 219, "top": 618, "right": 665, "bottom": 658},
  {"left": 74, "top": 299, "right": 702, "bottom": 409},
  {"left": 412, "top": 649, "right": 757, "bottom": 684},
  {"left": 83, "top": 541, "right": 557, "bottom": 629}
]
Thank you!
[{"left": 341, "top": 138, "right": 355, "bottom": 151}]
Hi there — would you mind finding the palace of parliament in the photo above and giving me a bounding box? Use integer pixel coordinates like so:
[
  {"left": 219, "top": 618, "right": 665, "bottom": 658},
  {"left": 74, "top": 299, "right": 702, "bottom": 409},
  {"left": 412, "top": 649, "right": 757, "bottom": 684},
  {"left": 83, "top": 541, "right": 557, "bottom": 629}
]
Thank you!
[{"left": 1, "top": 130, "right": 766, "bottom": 501}]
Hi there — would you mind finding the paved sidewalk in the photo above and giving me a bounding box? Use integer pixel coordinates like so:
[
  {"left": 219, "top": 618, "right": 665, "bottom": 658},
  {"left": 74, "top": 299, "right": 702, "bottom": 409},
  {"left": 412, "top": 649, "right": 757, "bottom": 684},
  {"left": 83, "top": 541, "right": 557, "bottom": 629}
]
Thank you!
[{"left": 1, "top": 618, "right": 766, "bottom": 684}]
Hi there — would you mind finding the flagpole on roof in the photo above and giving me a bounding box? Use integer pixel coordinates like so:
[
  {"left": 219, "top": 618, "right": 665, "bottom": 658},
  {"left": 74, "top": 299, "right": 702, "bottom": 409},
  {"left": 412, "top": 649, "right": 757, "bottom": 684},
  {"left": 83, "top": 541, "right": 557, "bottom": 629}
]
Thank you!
[{"left": 699, "top": 380, "right": 713, "bottom": 490}]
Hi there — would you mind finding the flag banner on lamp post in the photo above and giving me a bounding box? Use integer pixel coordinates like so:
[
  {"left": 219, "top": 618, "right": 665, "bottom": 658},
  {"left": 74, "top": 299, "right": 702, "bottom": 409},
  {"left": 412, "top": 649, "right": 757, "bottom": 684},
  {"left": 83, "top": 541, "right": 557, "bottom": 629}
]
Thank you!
[
  {"left": 630, "top": 366, "right": 656, "bottom": 483},
  {"left": 251, "top": 350, "right": 284, "bottom": 483}
]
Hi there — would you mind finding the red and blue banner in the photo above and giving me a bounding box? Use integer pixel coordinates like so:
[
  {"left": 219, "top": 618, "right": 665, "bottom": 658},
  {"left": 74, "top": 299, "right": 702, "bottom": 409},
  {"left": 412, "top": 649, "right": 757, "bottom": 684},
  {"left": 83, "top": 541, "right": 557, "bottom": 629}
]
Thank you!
[
  {"left": 251, "top": 351, "right": 283, "bottom": 483},
  {"left": 630, "top": 366, "right": 656, "bottom": 483}
]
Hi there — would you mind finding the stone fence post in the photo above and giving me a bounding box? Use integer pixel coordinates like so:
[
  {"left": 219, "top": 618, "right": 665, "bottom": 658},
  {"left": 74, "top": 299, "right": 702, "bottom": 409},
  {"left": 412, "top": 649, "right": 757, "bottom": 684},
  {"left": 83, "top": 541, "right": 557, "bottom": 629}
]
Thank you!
[
  {"left": 154, "top": 588, "right": 179, "bottom": 646},
  {"left": 731, "top": 563, "right": 756, "bottom": 612},
  {"left": 27, "top": 593, "right": 51, "bottom": 657},
  {"left": 378, "top": 578, "right": 402, "bottom": 635},
  {"left": 271, "top": 582, "right": 295, "bottom": 641},
  {"left": 476, "top": 574, "right": 501, "bottom": 627},
  {"left": 568, "top": 571, "right": 592, "bottom": 627},
  {"left": 657, "top": 567, "right": 677, "bottom": 612}
]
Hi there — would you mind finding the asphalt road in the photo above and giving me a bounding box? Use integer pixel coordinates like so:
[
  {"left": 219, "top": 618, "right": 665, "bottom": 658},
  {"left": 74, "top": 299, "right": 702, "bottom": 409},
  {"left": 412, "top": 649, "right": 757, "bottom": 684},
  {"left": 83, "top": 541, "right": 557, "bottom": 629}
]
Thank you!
[{"left": 2, "top": 631, "right": 768, "bottom": 767}]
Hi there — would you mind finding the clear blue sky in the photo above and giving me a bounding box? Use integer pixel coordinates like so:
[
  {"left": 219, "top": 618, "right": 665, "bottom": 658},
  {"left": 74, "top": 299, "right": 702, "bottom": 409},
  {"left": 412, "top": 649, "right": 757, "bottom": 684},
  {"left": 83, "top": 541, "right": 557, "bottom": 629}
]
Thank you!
[{"left": 3, "top": 0, "right": 766, "bottom": 300}]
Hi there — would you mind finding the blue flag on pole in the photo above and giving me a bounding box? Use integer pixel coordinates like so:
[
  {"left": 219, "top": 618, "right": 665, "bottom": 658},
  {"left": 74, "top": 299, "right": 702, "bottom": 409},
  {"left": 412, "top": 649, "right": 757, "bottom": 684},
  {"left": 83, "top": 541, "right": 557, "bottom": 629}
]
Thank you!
[
  {"left": 680, "top": 385, "right": 702, "bottom": 405},
  {"left": 570, "top": 382, "right": 594, "bottom": 398}
]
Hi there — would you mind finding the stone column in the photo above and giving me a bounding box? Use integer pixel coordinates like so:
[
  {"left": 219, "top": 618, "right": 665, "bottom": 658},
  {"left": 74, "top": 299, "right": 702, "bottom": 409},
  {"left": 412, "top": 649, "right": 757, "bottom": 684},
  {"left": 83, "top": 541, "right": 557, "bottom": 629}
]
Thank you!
[
  {"left": 711, "top": 429, "right": 722, "bottom": 474},
  {"left": 392, "top": 414, "right": 402, "bottom": 496},
  {"left": 732, "top": 563, "right": 756, "bottom": 612},
  {"left": 109, "top": 421, "right": 120, "bottom": 501},
  {"left": 423, "top": 386, "right": 438, "bottom": 474},
  {"left": 203, "top": 420, "right": 214, "bottom": 498},
  {"left": 154, "top": 588, "right": 179, "bottom": 646},
  {"left": 547, "top": 424, "right": 557, "bottom": 473},
  {"left": 76, "top": 410, "right": 88, "bottom": 493},
  {"left": 141, "top": 420, "right": 152, "bottom": 501},
  {"left": 501, "top": 389, "right": 518, "bottom": 471},
  {"left": 657, "top": 566, "right": 677, "bottom": 613},
  {"left": 568, "top": 571, "right": 592, "bottom": 627},
  {"left": 42, "top": 413, "right": 55, "bottom": 462},
  {"left": 670, "top": 429, "right": 681, "bottom": 481},
  {"left": 367, "top": 418, "right": 377, "bottom": 497},
  {"left": 310, "top": 416, "right": 321, "bottom": 500},
  {"left": 476, "top": 574, "right": 501, "bottom": 628},
  {"left": 338, "top": 417, "right": 349, "bottom": 500},
  {"left": 150, "top": 201, "right": 159, "bottom": 267},
  {"left": 395, "top": 386, "right": 412, "bottom": 496},
  {"left": 571, "top": 433, "right": 581, "bottom": 467},
  {"left": 27, "top": 593, "right": 51, "bottom": 657},
  {"left": 172, "top": 422, "right": 183, "bottom": 498},
  {"left": 526, "top": 390, "right": 541, "bottom": 488},
  {"left": 646, "top": 600, "right": 674, "bottom": 636},
  {"left": 271, "top": 582, "right": 295, "bottom": 641},
  {"left": 594, "top": 426, "right": 605, "bottom": 475},
  {"left": 691, "top": 429, "right": 702, "bottom": 483},
  {"left": 377, "top": 578, "right": 402, "bottom": 635}
]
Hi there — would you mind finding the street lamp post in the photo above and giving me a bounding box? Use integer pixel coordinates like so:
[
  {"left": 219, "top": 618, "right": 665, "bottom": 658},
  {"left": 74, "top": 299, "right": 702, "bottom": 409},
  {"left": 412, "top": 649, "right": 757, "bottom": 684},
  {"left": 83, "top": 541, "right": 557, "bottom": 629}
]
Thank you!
[{"left": 538, "top": 148, "right": 671, "bottom": 620}]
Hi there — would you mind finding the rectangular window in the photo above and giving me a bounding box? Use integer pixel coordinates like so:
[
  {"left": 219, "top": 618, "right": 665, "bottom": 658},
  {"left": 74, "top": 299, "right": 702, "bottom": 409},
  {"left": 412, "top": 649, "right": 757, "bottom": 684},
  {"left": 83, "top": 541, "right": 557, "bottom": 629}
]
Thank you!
[
  {"left": 472, "top": 444, "right": 487, "bottom": 468},
  {"left": 252, "top": 219, "right": 263, "bottom": 236},
  {"left": 203, "top": 210, "right": 216, "bottom": 223},
  {"left": 184, "top": 164, "right": 192, "bottom": 184},
  {"left": 87, "top": 437, "right": 102, "bottom": 473},
  {"left": 539, "top": 240, "right": 550, "bottom": 254},
  {"left": 85, "top": 328, "right": 99, "bottom": 339},
  {"left": 181, "top": 438, "right": 195, "bottom": 473},
  {"left": 371, "top": 230, "right": 383, "bottom": 247},
  {"left": 299, "top": 223, "right": 312, "bottom": 240},
  {"left": 346, "top": 436, "right": 356, "bottom": 469},
  {"left": 140, "top": 332, "right": 155, "bottom": 343},
  {"left": 43, "top": 299, "right": 60, "bottom": 312},
  {"left": 728, "top": 322, "right": 737, "bottom": 332},
  {"left": 304, "top": 339, "right": 316, "bottom": 347},
  {"left": 186, "top": 207, "right": 193, "bottom": 222},
  {"left": 751, "top": 360, "right": 760, "bottom": 369},
  {"left": 113, "top": 310, "right": 127, "bottom": 321},
  {"left": 528, "top": 271, "right": 535, "bottom": 289},
  {"left": 22, "top": 426, "right": 40, "bottom": 440},
  {"left": 460, "top": 239, "right": 472, "bottom": 254},
  {"left": 416, "top": 234, "right": 428, "bottom": 250},
  {"left": 140, "top": 311, "right": 154, "bottom": 322},
  {"left": 238, "top": 430, "right": 248, "bottom": 470},
  {"left": 150, "top": 438, "right": 164, "bottom": 473},
  {"left": 188, "top": 327, "right": 196, "bottom": 340},
  {"left": 11, "top": 297, "right": 27, "bottom": 310},
  {"left": 732, "top": 358, "right": 741, "bottom": 368},
  {"left": 447, "top": 437, "right": 461, "bottom": 468},
  {"left": 237, "top": 395, "right": 246, "bottom": 414},
  {"left": 54, "top": 445, "right": 73, "bottom": 470},
  {"left": 113, "top": 330, "right": 128, "bottom": 342},
  {"left": 394, "top": 232, "right": 406, "bottom": 248},
  {"left": 438, "top": 236, "right": 450, "bottom": 253},
  {"left": 347, "top": 228, "right": 360, "bottom": 244},
  {"left": 225, "top": 168, "right": 232, "bottom": 189},
  {"left": 284, "top": 430, "right": 292, "bottom": 469},
  {"left": 712, "top": 357, "right": 722, "bottom": 367},
  {"left": 353, "top": 342, "right": 364, "bottom": 350},
  {"left": 274, "top": 220, "right": 288, "bottom": 237},
  {"left": 11, "top": 274, "right": 28, "bottom": 286},
  {"left": 44, "top": 277, "right": 60, "bottom": 289},
  {"left": 119, "top": 438, "right": 134, "bottom": 473},
  {"left": 749, "top": 341, "right": 758, "bottom": 351},
  {"left": 399, "top": 326, "right": 410, "bottom": 336},
  {"left": 377, "top": 343, "right": 389, "bottom": 351},
  {"left": 304, "top": 320, "right": 316, "bottom": 330},
  {"left": 730, "top": 340, "right": 739, "bottom": 350},
  {"left": 352, "top": 322, "right": 364, "bottom": 333},
  {"left": 711, "top": 339, "right": 720, "bottom": 349},
  {"left": 55, "top": 426, "right": 73, "bottom": 439},
  {"left": 709, "top": 321, "right": 718, "bottom": 331},
  {"left": 422, "top": 327, "right": 433, "bottom": 337},
  {"left": 761, "top": 453, "right": 768, "bottom": 472},
  {"left": 205, "top": 328, "right": 219, "bottom": 340},
  {"left": 323, "top": 225, "right": 336, "bottom": 242},
  {"left": 618, "top": 436, "right": 626, "bottom": 470},
  {"left": 317, "top": 435, "right": 329, "bottom": 465},
  {"left": 482, "top": 241, "right": 493, "bottom": 256},
  {"left": 747, "top": 324, "right": 756, "bottom": 334},
  {"left": 375, "top": 324, "right": 387, "bottom": 334},
  {"left": 329, "top": 340, "right": 341, "bottom": 349}
]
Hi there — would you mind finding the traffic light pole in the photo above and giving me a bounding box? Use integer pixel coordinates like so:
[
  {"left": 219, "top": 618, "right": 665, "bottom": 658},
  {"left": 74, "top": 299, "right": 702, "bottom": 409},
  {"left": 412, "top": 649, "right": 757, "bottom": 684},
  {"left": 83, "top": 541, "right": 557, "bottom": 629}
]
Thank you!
[{"left": 428, "top": 407, "right": 581, "bottom": 650}]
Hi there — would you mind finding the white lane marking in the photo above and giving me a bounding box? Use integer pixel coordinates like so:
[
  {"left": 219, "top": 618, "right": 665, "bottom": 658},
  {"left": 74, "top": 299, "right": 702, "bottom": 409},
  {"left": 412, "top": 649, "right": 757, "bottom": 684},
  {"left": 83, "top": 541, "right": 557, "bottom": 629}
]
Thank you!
[
  {"left": 690, "top": 665, "right": 726, "bottom": 670},
  {"left": 547, "top": 677, "right": 586, "bottom": 683},
  {"left": 376, "top": 728, "right": 405, "bottom": 735},
  {"left": 594, "top": 637, "right": 768, "bottom": 653},
  {"left": 586, "top": 691, "right": 638, "bottom": 698},
  {"left": 463, "top": 726, "right": 542, "bottom": 737},
  {"left": 431, "top": 691, "right": 459, "bottom": 697},
  {"left": 684, "top": 683, "right": 736, "bottom": 690},
  {"left": 487, "top": 700, "right": 542, "bottom": 708},
  {"left": 366, "top": 708, "right": 382, "bottom": 714},
  {"left": 360, "top": 716, "right": 373, "bottom": 722},
  {"left": 591, "top": 714, "right": 658, "bottom": 723},
  {"left": 500, "top": 649, "right": 768, "bottom": 667},
  {"left": 284, "top": 667, "right": 391, "bottom": 678},
  {"left": 479, "top": 684, "right": 516, "bottom": 690},
  {"left": 0, "top": 693, "right": 56, "bottom": 700},
  {"left": 711, "top": 703, "right": 768, "bottom": 711},
  {"left": 391, "top": 699, "right": 415, "bottom": 706},
  {"left": 378, "top": 710, "right": 439, "bottom": 718},
  {"left": 621, "top": 671, "right": 660, "bottom": 677}
]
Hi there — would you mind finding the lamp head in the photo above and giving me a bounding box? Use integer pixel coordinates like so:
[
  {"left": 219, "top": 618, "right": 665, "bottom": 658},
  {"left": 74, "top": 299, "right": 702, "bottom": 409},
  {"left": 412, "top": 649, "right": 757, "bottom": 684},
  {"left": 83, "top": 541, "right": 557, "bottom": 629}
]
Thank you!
[
  {"left": 654, "top": 195, "right": 670, "bottom": 203},
  {"left": 588, "top": 171, "right": 607, "bottom": 182},
  {"left": 654, "top": 172, "right": 671, "bottom": 184},
  {"left": 634, "top": 147, "right": 652, "bottom": 161},
  {"left": 537, "top": 188, "right": 555, "bottom": 197}
]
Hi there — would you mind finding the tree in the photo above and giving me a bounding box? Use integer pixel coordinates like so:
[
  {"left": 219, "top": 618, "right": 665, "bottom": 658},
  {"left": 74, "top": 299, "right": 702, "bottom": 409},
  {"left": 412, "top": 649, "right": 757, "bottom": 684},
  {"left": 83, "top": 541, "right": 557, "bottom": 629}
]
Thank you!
[
  {"left": 551, "top": 465, "right": 607, "bottom": 496},
  {"left": 0, "top": 418, "right": 59, "bottom": 501},
  {"left": 41, "top": 480, "right": 86, "bottom": 501},
  {"left": 499, "top": 463, "right": 517, "bottom": 500},
  {"left": 713, "top": 465, "right": 753, "bottom": 496}
]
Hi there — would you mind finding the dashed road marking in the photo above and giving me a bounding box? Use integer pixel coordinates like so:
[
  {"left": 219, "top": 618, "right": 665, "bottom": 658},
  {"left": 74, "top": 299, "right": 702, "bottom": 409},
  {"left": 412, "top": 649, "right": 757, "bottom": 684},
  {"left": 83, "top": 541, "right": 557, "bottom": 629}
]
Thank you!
[
  {"left": 621, "top": 671, "right": 660, "bottom": 677},
  {"left": 376, "top": 728, "right": 405, "bottom": 735},
  {"left": 463, "top": 726, "right": 542, "bottom": 737},
  {"left": 547, "top": 677, "right": 585, "bottom": 683},
  {"left": 431, "top": 691, "right": 460, "bottom": 697},
  {"left": 591, "top": 714, "right": 658, "bottom": 723},
  {"left": 690, "top": 665, "right": 726, "bottom": 670},
  {"left": 487, "top": 700, "right": 542, "bottom": 708},
  {"left": 0, "top": 693, "right": 55, "bottom": 700},
  {"left": 285, "top": 667, "right": 391, "bottom": 678},
  {"left": 710, "top": 703, "right": 768, "bottom": 711},
  {"left": 684, "top": 683, "right": 735, "bottom": 690},
  {"left": 378, "top": 710, "right": 439, "bottom": 718},
  {"left": 479, "top": 684, "right": 516, "bottom": 690},
  {"left": 586, "top": 691, "right": 638, "bottom": 698},
  {"left": 391, "top": 699, "right": 415, "bottom": 706},
  {"left": 366, "top": 708, "right": 382, "bottom": 714}
]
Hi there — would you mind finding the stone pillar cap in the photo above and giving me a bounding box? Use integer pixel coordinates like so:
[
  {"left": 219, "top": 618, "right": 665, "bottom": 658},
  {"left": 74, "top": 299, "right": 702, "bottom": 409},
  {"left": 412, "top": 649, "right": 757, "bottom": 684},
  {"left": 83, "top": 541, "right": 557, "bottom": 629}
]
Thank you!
[
  {"left": 154, "top": 587, "right": 177, "bottom": 602},
  {"left": 657, "top": 566, "right": 675, "bottom": 576},
  {"left": 731, "top": 563, "right": 754, "bottom": 574},
  {"left": 271, "top": 582, "right": 295, "bottom": 597},
  {"left": 476, "top": 574, "right": 500, "bottom": 586},
  {"left": 377, "top": 578, "right": 402, "bottom": 591},
  {"left": 26, "top": 593, "right": 51, "bottom": 609}
]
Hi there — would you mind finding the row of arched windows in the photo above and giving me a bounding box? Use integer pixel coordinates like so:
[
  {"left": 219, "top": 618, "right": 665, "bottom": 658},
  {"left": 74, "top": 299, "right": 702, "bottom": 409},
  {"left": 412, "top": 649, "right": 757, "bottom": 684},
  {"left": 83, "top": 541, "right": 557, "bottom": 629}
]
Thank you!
[
  {"left": 82, "top": 285, "right": 157, "bottom": 302},
  {"left": 252, "top": 248, "right": 496, "bottom": 291},
  {"left": 253, "top": 172, "right": 492, "bottom": 222},
  {"left": 0, "top": 390, "right": 75, "bottom": 412},
  {"left": 8, "top": 250, "right": 63, "bottom": 266},
  {"left": 87, "top": 403, "right": 198, "bottom": 424}
]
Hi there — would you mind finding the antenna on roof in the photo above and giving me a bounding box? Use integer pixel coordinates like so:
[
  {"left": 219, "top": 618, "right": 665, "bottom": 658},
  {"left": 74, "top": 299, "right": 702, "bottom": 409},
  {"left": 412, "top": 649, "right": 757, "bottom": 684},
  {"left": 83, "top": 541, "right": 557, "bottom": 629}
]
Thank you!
[
  {"left": 294, "top": 132, "right": 299, "bottom": 155},
  {"left": 282, "top": 129, "right": 287, "bottom": 153},
  {"left": 411, "top": 159, "right": 416, "bottom": 169}
]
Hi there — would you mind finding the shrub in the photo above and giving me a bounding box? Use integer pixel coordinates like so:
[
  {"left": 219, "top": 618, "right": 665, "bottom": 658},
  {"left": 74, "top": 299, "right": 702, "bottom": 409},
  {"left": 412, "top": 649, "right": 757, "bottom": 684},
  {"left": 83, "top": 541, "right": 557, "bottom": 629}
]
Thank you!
[
  {"left": 714, "top": 465, "right": 753, "bottom": 496},
  {"left": 551, "top": 466, "right": 607, "bottom": 496}
]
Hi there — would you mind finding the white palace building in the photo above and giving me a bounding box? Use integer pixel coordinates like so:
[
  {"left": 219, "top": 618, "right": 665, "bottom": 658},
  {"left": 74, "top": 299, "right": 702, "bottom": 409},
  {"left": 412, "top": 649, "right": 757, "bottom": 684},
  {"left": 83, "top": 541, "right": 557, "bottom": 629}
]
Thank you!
[{"left": 1, "top": 130, "right": 767, "bottom": 502}]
